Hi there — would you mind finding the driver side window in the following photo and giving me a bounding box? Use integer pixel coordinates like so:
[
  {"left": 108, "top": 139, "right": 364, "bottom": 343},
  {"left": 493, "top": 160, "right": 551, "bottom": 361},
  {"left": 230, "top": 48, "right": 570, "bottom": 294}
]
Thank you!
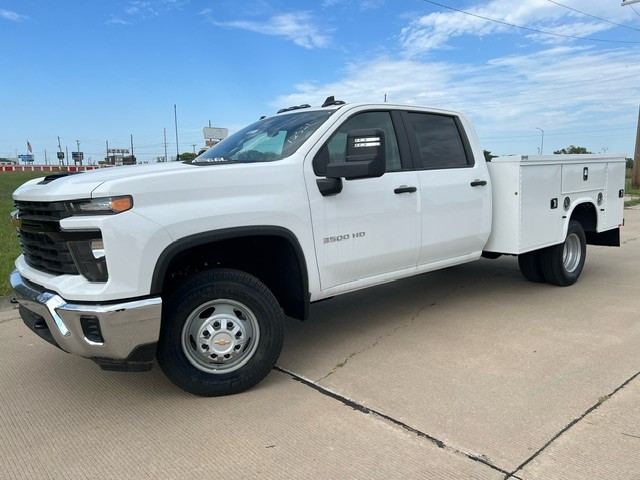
[{"left": 313, "top": 111, "right": 402, "bottom": 175}]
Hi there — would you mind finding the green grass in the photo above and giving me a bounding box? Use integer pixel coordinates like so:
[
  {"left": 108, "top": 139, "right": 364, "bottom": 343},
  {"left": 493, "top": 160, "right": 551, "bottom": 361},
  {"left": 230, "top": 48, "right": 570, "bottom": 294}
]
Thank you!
[{"left": 0, "top": 171, "right": 48, "bottom": 297}]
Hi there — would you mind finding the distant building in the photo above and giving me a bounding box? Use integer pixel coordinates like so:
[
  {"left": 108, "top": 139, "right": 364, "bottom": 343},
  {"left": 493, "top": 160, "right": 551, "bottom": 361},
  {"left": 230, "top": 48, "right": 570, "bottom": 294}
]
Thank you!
[
  {"left": 105, "top": 148, "right": 136, "bottom": 166},
  {"left": 0, "top": 157, "right": 18, "bottom": 165}
]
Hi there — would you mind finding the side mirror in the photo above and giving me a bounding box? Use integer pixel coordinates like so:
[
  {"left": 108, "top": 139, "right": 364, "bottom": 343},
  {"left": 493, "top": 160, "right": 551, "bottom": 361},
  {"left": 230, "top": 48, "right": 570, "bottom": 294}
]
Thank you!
[{"left": 325, "top": 129, "right": 386, "bottom": 180}]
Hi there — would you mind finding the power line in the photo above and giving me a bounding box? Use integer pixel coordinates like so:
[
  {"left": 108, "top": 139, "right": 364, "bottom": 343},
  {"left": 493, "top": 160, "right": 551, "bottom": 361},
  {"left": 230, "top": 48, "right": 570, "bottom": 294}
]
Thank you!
[
  {"left": 422, "top": 0, "right": 640, "bottom": 44},
  {"left": 545, "top": 0, "right": 640, "bottom": 32},
  {"left": 632, "top": 5, "right": 640, "bottom": 19}
]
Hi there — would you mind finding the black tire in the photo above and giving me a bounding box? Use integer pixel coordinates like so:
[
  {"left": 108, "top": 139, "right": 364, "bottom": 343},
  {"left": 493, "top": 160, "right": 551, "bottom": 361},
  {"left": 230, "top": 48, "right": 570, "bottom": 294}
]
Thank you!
[
  {"left": 157, "top": 269, "right": 284, "bottom": 396},
  {"left": 540, "top": 220, "right": 586, "bottom": 286},
  {"left": 518, "top": 250, "right": 546, "bottom": 283}
]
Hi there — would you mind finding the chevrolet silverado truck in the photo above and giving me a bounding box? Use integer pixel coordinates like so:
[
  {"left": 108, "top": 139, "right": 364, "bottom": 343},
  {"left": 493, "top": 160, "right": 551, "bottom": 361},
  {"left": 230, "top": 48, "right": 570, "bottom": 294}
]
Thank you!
[{"left": 9, "top": 97, "right": 626, "bottom": 396}]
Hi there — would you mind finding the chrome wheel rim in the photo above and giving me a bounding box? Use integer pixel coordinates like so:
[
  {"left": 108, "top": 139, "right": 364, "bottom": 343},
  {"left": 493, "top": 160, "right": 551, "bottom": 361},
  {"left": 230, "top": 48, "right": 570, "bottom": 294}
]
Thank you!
[
  {"left": 181, "top": 299, "right": 260, "bottom": 374},
  {"left": 563, "top": 233, "right": 582, "bottom": 273}
]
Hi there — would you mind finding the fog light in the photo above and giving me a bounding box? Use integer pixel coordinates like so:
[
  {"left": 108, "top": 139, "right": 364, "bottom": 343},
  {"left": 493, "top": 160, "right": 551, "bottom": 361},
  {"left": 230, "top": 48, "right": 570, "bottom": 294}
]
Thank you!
[
  {"left": 81, "top": 316, "right": 104, "bottom": 344},
  {"left": 68, "top": 239, "right": 109, "bottom": 282},
  {"left": 91, "top": 240, "right": 105, "bottom": 259}
]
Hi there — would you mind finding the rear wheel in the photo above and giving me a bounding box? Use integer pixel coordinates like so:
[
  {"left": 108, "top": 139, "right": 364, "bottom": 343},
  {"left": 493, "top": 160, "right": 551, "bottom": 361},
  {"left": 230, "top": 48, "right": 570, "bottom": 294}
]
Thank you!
[
  {"left": 157, "top": 269, "right": 284, "bottom": 396},
  {"left": 518, "top": 250, "right": 546, "bottom": 283},
  {"left": 540, "top": 220, "right": 586, "bottom": 286}
]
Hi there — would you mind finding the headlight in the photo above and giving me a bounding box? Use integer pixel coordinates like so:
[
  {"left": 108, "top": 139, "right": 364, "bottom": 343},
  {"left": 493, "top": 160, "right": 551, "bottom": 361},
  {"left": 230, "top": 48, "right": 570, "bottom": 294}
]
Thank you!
[{"left": 66, "top": 196, "right": 133, "bottom": 215}]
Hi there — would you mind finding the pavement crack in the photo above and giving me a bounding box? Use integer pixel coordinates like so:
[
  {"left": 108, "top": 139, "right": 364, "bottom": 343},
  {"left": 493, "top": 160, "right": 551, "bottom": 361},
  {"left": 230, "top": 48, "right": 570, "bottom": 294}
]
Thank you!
[
  {"left": 504, "top": 369, "right": 640, "bottom": 479},
  {"left": 316, "top": 271, "right": 507, "bottom": 382},
  {"left": 275, "top": 365, "right": 514, "bottom": 478},
  {"left": 316, "top": 302, "right": 433, "bottom": 382}
]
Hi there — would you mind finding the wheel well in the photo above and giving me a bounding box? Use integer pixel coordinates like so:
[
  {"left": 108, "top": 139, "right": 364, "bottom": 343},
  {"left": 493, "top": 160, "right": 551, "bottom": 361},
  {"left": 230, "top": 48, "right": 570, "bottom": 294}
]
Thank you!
[
  {"left": 153, "top": 232, "right": 309, "bottom": 320},
  {"left": 570, "top": 202, "right": 597, "bottom": 233}
]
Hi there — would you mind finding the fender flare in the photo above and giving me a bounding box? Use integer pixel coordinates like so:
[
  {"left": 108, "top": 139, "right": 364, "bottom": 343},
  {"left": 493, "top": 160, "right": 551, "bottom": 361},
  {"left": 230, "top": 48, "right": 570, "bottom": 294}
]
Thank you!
[{"left": 150, "top": 226, "right": 310, "bottom": 318}]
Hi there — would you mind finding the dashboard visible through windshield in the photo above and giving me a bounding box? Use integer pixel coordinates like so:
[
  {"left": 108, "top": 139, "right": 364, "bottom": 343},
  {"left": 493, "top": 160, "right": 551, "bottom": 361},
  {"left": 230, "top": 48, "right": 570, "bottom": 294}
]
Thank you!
[{"left": 191, "top": 109, "right": 336, "bottom": 165}]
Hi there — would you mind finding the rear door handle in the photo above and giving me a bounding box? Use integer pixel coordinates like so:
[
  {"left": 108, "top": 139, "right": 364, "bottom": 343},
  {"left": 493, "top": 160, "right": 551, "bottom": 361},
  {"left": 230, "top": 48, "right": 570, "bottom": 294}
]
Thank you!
[
  {"left": 394, "top": 186, "right": 417, "bottom": 194},
  {"left": 470, "top": 180, "right": 487, "bottom": 187}
]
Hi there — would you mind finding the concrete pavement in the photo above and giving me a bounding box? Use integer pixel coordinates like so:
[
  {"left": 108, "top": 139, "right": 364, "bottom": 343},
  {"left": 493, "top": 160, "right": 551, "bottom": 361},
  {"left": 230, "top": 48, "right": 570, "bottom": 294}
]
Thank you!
[{"left": 1, "top": 209, "right": 640, "bottom": 479}]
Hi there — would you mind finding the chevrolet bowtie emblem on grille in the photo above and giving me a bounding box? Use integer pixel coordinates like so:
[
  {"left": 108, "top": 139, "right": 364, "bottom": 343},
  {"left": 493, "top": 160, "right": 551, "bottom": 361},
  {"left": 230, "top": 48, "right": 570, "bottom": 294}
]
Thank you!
[
  {"left": 10, "top": 211, "right": 21, "bottom": 229},
  {"left": 213, "top": 339, "right": 230, "bottom": 346}
]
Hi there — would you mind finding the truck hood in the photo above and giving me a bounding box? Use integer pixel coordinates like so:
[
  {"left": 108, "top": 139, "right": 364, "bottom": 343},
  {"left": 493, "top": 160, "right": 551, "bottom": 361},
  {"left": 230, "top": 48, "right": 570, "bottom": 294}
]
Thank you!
[{"left": 12, "top": 162, "right": 197, "bottom": 202}]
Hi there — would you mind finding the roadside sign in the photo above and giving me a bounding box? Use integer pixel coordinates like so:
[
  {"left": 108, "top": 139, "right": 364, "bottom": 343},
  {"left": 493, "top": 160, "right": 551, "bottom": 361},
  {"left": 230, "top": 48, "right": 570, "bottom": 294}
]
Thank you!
[{"left": 203, "top": 127, "right": 228, "bottom": 140}]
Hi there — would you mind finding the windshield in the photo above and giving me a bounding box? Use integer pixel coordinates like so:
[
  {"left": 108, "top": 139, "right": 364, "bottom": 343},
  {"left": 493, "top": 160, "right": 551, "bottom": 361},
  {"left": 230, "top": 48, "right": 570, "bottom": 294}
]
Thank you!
[{"left": 192, "top": 109, "right": 335, "bottom": 165}]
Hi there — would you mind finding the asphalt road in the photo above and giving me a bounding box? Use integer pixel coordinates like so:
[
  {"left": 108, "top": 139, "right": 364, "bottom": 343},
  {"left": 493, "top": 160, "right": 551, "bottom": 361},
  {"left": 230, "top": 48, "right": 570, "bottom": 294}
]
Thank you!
[{"left": 1, "top": 209, "right": 640, "bottom": 479}]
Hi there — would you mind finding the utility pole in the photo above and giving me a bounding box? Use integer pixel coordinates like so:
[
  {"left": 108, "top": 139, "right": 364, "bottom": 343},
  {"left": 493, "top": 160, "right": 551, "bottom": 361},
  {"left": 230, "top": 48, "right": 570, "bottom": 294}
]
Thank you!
[
  {"left": 632, "top": 104, "right": 640, "bottom": 189},
  {"left": 57, "top": 136, "right": 64, "bottom": 166},
  {"left": 106, "top": 140, "right": 109, "bottom": 165},
  {"left": 130, "top": 134, "right": 134, "bottom": 164},
  {"left": 65, "top": 146, "right": 69, "bottom": 166},
  {"left": 192, "top": 144, "right": 196, "bottom": 154},
  {"left": 174, "top": 104, "right": 179, "bottom": 162},
  {"left": 163, "top": 128, "right": 168, "bottom": 162},
  {"left": 44, "top": 149, "right": 48, "bottom": 165}
]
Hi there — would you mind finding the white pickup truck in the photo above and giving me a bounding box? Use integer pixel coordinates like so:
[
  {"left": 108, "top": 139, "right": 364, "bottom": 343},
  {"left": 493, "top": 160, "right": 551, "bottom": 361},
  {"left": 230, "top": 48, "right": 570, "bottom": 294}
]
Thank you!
[{"left": 10, "top": 97, "right": 626, "bottom": 396}]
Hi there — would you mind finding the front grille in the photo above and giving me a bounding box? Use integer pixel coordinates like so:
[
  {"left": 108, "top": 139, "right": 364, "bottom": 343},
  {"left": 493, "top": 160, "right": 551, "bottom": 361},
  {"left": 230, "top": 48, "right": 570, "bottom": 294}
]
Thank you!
[
  {"left": 14, "top": 200, "right": 70, "bottom": 221},
  {"left": 14, "top": 200, "right": 80, "bottom": 276}
]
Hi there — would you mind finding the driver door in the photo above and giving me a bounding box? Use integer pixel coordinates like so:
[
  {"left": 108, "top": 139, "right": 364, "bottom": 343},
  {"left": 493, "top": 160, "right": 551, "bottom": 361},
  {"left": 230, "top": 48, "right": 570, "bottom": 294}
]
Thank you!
[{"left": 304, "top": 109, "right": 421, "bottom": 292}]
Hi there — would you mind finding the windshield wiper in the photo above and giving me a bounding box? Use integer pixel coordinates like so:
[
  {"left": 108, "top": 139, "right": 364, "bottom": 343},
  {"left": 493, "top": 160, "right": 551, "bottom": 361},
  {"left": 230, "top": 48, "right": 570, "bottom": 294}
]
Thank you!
[{"left": 190, "top": 157, "right": 241, "bottom": 165}]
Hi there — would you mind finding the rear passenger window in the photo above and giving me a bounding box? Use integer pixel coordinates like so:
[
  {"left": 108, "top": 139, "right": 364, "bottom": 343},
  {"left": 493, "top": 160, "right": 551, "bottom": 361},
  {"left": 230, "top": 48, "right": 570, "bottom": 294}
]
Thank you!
[{"left": 405, "top": 112, "right": 471, "bottom": 169}]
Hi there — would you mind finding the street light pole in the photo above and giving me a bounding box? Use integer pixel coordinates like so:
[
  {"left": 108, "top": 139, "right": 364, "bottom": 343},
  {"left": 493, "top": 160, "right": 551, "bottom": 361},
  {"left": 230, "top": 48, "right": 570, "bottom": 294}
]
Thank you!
[
  {"left": 174, "top": 104, "right": 179, "bottom": 162},
  {"left": 536, "top": 127, "right": 544, "bottom": 155}
]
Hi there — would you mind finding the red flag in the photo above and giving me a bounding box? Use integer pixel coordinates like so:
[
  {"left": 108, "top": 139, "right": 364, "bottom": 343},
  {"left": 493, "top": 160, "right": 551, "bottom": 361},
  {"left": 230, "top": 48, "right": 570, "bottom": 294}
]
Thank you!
[{"left": 27, "top": 141, "right": 32, "bottom": 153}]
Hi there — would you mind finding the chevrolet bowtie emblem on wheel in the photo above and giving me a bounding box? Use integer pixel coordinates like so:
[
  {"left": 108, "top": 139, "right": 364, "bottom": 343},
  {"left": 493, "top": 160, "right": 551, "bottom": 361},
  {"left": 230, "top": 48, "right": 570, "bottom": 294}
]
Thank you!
[{"left": 213, "top": 339, "right": 230, "bottom": 346}]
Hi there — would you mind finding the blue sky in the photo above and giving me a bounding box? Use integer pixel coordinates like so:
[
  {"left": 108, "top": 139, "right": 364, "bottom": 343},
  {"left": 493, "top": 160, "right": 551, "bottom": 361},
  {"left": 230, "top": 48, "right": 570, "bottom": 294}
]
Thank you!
[{"left": 1, "top": 0, "right": 640, "bottom": 163}]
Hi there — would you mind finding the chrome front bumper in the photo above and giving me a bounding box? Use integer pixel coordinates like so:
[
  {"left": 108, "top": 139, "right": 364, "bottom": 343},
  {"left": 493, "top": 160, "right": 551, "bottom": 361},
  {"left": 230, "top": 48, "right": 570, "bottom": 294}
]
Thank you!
[{"left": 10, "top": 269, "right": 162, "bottom": 371}]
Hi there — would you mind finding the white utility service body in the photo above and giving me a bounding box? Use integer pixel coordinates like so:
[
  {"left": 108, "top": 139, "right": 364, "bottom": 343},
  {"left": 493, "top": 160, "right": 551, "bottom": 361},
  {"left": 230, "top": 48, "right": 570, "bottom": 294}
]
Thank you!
[
  {"left": 9, "top": 99, "right": 626, "bottom": 396},
  {"left": 485, "top": 154, "right": 626, "bottom": 254}
]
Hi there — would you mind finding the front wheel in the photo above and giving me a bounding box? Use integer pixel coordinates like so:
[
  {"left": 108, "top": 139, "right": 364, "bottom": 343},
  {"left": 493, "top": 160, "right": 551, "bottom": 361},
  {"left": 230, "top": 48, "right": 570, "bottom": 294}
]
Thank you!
[
  {"left": 540, "top": 220, "right": 586, "bottom": 286},
  {"left": 157, "top": 269, "right": 284, "bottom": 396}
]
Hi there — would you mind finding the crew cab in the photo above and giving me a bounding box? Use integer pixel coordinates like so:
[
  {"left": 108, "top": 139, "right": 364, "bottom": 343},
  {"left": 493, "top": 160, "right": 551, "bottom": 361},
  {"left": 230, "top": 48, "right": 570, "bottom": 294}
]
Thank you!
[{"left": 10, "top": 97, "right": 625, "bottom": 396}]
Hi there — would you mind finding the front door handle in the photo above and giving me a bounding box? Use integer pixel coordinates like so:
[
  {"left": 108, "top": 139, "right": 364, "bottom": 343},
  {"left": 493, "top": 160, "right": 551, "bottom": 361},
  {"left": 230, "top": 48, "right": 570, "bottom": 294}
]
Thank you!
[
  {"left": 470, "top": 180, "right": 487, "bottom": 187},
  {"left": 394, "top": 186, "right": 417, "bottom": 194}
]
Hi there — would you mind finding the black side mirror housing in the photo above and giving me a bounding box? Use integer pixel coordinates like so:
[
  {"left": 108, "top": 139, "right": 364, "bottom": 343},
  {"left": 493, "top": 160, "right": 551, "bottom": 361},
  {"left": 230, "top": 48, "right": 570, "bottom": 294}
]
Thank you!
[{"left": 325, "top": 129, "right": 386, "bottom": 180}]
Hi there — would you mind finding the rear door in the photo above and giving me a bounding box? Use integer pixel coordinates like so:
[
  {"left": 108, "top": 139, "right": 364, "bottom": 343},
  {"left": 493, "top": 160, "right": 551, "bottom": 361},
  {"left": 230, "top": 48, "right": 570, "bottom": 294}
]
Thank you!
[{"left": 400, "top": 110, "right": 491, "bottom": 266}]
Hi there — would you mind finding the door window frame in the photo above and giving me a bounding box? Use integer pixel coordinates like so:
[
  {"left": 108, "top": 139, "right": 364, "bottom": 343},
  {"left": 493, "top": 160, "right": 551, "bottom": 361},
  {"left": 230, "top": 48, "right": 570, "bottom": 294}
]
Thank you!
[
  {"left": 312, "top": 109, "right": 413, "bottom": 176},
  {"left": 399, "top": 110, "right": 475, "bottom": 171}
]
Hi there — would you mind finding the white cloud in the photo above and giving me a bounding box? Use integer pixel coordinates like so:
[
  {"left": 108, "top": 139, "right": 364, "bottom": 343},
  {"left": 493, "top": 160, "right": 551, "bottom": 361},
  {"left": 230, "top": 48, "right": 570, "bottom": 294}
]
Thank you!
[
  {"left": 399, "top": 0, "right": 637, "bottom": 55},
  {"left": 125, "top": 1, "right": 156, "bottom": 16},
  {"left": 109, "top": 0, "right": 188, "bottom": 24},
  {"left": 322, "top": 0, "right": 384, "bottom": 8},
  {"left": 0, "top": 9, "right": 27, "bottom": 21},
  {"left": 273, "top": 45, "right": 640, "bottom": 154},
  {"left": 208, "top": 12, "right": 330, "bottom": 49},
  {"left": 107, "top": 17, "right": 132, "bottom": 25}
]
